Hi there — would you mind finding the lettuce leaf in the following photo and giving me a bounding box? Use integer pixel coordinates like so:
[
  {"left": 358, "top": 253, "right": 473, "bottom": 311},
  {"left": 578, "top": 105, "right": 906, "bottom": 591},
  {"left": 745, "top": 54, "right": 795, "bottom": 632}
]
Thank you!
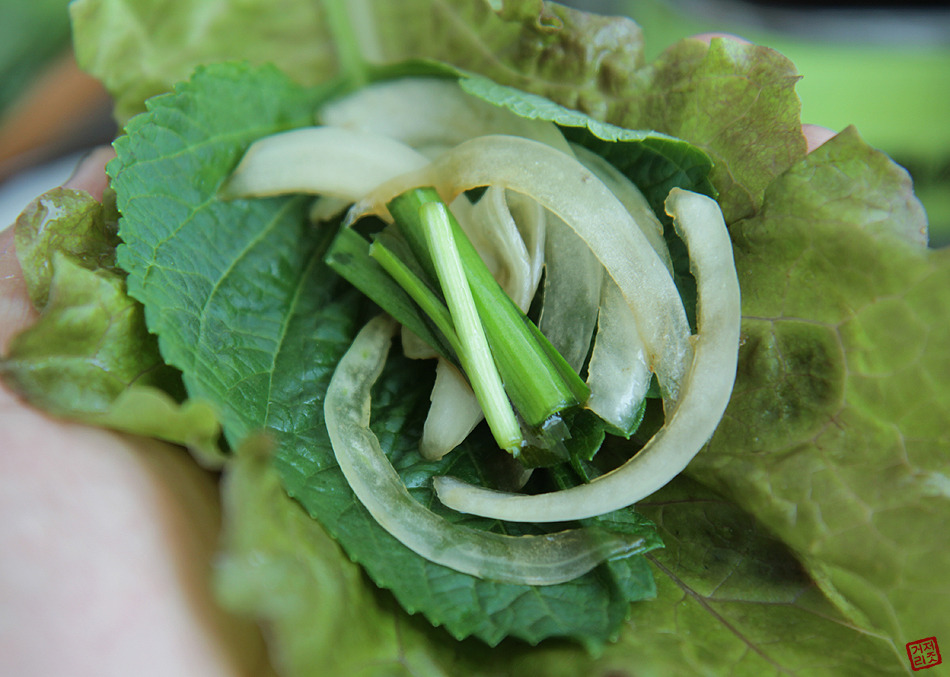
[
  {"left": 219, "top": 441, "right": 904, "bottom": 676},
  {"left": 58, "top": 0, "right": 948, "bottom": 671},
  {"left": 696, "top": 125, "right": 949, "bottom": 650},
  {"left": 72, "top": 0, "right": 806, "bottom": 226},
  {"left": 70, "top": 0, "right": 645, "bottom": 125},
  {"left": 69, "top": 0, "right": 337, "bottom": 122},
  {"left": 13, "top": 187, "right": 121, "bottom": 308},
  {"left": 624, "top": 37, "right": 806, "bottom": 223},
  {"left": 1, "top": 188, "right": 222, "bottom": 465}
]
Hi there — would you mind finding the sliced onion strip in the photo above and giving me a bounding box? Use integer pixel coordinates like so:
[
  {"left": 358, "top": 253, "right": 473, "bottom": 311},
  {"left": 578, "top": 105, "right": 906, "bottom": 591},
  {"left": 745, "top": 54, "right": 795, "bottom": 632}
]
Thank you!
[
  {"left": 433, "top": 189, "right": 741, "bottom": 522},
  {"left": 452, "top": 187, "right": 539, "bottom": 312},
  {"left": 505, "top": 190, "right": 546, "bottom": 298},
  {"left": 586, "top": 277, "right": 652, "bottom": 434},
  {"left": 570, "top": 143, "right": 673, "bottom": 274},
  {"left": 400, "top": 326, "right": 438, "bottom": 360},
  {"left": 420, "top": 359, "right": 484, "bottom": 461},
  {"left": 325, "top": 315, "right": 649, "bottom": 584},
  {"left": 538, "top": 213, "right": 603, "bottom": 373},
  {"left": 222, "top": 126, "right": 430, "bottom": 200}
]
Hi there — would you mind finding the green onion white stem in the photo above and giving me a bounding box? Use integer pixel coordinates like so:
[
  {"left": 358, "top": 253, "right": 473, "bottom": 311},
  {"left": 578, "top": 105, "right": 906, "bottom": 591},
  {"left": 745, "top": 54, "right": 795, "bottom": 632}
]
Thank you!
[
  {"left": 388, "top": 188, "right": 587, "bottom": 434},
  {"left": 419, "top": 201, "right": 523, "bottom": 454},
  {"left": 423, "top": 188, "right": 544, "bottom": 459}
]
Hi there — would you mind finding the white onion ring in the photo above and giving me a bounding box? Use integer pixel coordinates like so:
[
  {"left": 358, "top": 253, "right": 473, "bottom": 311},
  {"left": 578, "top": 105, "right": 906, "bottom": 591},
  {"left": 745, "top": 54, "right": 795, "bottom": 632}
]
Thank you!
[
  {"left": 325, "top": 315, "right": 650, "bottom": 583},
  {"left": 433, "top": 189, "right": 740, "bottom": 522}
]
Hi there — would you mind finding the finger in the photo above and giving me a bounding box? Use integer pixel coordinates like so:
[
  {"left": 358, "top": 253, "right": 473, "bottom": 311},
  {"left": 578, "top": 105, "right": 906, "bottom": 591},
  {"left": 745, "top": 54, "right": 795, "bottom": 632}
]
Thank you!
[
  {"left": 802, "top": 123, "right": 836, "bottom": 153},
  {"left": 0, "top": 225, "right": 37, "bottom": 353},
  {"left": 0, "top": 359, "right": 273, "bottom": 677},
  {"left": 63, "top": 145, "right": 115, "bottom": 200}
]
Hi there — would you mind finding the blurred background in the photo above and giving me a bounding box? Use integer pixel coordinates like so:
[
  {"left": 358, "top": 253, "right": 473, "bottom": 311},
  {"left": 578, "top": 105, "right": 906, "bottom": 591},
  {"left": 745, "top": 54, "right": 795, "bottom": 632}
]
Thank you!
[
  {"left": 0, "top": 0, "right": 115, "bottom": 226},
  {"left": 1, "top": 0, "right": 948, "bottom": 245},
  {"left": 567, "top": 0, "right": 950, "bottom": 246}
]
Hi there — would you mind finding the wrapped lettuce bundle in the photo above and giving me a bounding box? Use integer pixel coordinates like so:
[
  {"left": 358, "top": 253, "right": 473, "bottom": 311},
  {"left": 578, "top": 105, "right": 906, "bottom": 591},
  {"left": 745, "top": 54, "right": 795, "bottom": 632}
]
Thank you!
[{"left": 2, "top": 1, "right": 945, "bottom": 675}]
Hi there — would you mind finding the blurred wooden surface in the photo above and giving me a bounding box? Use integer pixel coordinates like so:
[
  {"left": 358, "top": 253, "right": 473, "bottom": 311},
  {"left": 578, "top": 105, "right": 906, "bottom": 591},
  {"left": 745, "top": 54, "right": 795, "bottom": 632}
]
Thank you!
[{"left": 0, "top": 51, "right": 115, "bottom": 184}]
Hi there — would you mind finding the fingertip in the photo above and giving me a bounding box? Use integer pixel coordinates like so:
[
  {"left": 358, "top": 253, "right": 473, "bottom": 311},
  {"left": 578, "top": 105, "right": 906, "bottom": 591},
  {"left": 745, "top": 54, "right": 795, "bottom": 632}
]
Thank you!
[
  {"left": 63, "top": 145, "right": 116, "bottom": 200},
  {"left": 0, "top": 225, "right": 38, "bottom": 354},
  {"left": 803, "top": 124, "right": 836, "bottom": 153}
]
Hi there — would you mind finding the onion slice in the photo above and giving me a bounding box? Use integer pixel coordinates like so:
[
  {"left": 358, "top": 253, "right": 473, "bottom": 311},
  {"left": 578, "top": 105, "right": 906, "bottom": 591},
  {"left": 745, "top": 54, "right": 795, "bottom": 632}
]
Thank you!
[
  {"left": 420, "top": 358, "right": 484, "bottom": 461},
  {"left": 352, "top": 134, "right": 693, "bottom": 405},
  {"left": 538, "top": 212, "right": 603, "bottom": 373},
  {"left": 506, "top": 190, "right": 546, "bottom": 299},
  {"left": 433, "top": 188, "right": 741, "bottom": 522},
  {"left": 570, "top": 143, "right": 673, "bottom": 274},
  {"left": 222, "top": 126, "right": 430, "bottom": 200},
  {"left": 325, "top": 315, "right": 650, "bottom": 584},
  {"left": 455, "top": 186, "right": 537, "bottom": 312},
  {"left": 586, "top": 276, "right": 652, "bottom": 434}
]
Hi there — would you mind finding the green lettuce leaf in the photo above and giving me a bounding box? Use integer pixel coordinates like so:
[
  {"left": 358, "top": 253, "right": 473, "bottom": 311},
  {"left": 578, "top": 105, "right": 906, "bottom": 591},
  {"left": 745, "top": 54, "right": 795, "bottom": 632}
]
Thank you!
[
  {"left": 458, "top": 75, "right": 717, "bottom": 214},
  {"left": 70, "top": 0, "right": 645, "bottom": 124},
  {"left": 13, "top": 187, "right": 121, "bottom": 308},
  {"left": 69, "top": 0, "right": 338, "bottom": 122},
  {"left": 65, "top": 0, "right": 947, "bottom": 670},
  {"left": 1, "top": 188, "right": 222, "bottom": 465},
  {"left": 623, "top": 37, "right": 807, "bottom": 223},
  {"left": 72, "top": 0, "right": 807, "bottom": 225},
  {"left": 695, "top": 125, "right": 950, "bottom": 650},
  {"left": 621, "top": 478, "right": 907, "bottom": 675},
  {"left": 219, "top": 441, "right": 904, "bottom": 675},
  {"left": 109, "top": 61, "right": 661, "bottom": 647}
]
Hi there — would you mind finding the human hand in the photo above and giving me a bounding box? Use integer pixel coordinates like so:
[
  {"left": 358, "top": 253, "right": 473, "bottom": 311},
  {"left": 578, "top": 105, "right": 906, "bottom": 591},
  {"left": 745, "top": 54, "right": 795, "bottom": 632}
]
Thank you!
[{"left": 0, "top": 149, "right": 273, "bottom": 677}]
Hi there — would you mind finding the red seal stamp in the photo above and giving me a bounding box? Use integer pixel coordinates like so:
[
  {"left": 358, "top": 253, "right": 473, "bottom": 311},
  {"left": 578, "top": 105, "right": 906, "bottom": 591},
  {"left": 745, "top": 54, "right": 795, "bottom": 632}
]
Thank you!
[{"left": 907, "top": 637, "right": 942, "bottom": 671}]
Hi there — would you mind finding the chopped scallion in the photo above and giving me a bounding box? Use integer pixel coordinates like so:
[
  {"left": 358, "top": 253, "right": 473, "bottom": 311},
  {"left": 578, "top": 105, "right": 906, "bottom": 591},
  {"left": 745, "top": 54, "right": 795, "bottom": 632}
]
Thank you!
[
  {"left": 388, "top": 188, "right": 588, "bottom": 436},
  {"left": 418, "top": 201, "right": 523, "bottom": 454}
]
